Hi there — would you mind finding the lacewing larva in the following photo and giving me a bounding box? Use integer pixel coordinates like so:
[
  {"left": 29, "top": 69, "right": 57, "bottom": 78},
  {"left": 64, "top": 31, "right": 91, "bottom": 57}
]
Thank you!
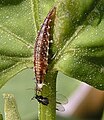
[
  {"left": 33, "top": 7, "right": 67, "bottom": 111},
  {"left": 34, "top": 7, "right": 56, "bottom": 92}
]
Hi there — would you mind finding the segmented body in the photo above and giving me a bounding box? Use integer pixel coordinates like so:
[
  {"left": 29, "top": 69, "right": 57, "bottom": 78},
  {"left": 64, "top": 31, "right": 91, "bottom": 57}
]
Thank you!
[{"left": 34, "top": 7, "right": 56, "bottom": 92}]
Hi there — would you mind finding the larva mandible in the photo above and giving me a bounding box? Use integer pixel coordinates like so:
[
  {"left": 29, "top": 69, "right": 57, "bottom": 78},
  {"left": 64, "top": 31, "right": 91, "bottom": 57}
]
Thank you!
[{"left": 34, "top": 7, "right": 56, "bottom": 92}]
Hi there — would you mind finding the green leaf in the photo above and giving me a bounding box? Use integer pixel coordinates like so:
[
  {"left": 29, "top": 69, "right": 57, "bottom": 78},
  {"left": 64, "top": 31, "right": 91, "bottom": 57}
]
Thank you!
[
  {"left": 53, "top": 0, "right": 104, "bottom": 90},
  {"left": 0, "top": 0, "right": 35, "bottom": 88}
]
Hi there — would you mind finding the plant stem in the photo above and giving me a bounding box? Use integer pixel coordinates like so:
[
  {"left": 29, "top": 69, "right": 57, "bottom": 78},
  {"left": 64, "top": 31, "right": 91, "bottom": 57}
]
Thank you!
[{"left": 39, "top": 71, "right": 58, "bottom": 120}]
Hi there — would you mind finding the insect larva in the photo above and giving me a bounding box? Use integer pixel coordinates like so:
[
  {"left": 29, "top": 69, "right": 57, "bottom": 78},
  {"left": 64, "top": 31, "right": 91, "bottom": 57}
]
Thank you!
[{"left": 34, "top": 7, "right": 56, "bottom": 92}]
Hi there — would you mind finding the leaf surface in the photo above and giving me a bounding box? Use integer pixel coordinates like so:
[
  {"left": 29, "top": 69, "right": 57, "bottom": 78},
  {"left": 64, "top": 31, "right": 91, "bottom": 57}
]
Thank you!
[
  {"left": 0, "top": 0, "right": 35, "bottom": 88},
  {"left": 54, "top": 0, "right": 104, "bottom": 90}
]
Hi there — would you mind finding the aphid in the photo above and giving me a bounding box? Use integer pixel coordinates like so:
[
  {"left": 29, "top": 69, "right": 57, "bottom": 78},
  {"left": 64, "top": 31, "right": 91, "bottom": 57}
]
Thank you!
[
  {"left": 34, "top": 7, "right": 56, "bottom": 92},
  {"left": 31, "top": 95, "right": 49, "bottom": 106}
]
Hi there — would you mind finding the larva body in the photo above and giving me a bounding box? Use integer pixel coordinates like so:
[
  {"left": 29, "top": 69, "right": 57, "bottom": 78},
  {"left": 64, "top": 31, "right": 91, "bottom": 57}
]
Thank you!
[{"left": 34, "top": 7, "right": 56, "bottom": 92}]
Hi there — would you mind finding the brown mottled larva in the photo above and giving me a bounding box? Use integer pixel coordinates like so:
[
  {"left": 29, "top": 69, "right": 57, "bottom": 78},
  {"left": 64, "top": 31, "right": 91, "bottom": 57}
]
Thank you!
[{"left": 34, "top": 7, "right": 56, "bottom": 92}]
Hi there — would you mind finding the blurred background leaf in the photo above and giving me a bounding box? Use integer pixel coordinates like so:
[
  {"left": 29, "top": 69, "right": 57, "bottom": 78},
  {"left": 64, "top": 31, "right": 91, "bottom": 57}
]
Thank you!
[{"left": 3, "top": 93, "right": 21, "bottom": 120}]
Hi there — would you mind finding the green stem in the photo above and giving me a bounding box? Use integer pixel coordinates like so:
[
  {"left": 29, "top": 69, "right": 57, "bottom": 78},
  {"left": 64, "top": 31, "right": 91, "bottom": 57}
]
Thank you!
[
  {"left": 32, "top": 0, "right": 40, "bottom": 31},
  {"left": 39, "top": 71, "right": 58, "bottom": 120}
]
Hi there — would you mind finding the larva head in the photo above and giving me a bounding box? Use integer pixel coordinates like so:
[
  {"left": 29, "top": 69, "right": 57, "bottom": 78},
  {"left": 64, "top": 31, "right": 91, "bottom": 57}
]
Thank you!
[
  {"left": 47, "top": 6, "right": 56, "bottom": 28},
  {"left": 49, "top": 6, "right": 56, "bottom": 19}
]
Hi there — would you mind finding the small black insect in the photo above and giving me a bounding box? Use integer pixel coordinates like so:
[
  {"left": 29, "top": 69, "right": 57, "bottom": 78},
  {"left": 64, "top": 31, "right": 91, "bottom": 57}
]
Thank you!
[{"left": 31, "top": 95, "right": 49, "bottom": 106}]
